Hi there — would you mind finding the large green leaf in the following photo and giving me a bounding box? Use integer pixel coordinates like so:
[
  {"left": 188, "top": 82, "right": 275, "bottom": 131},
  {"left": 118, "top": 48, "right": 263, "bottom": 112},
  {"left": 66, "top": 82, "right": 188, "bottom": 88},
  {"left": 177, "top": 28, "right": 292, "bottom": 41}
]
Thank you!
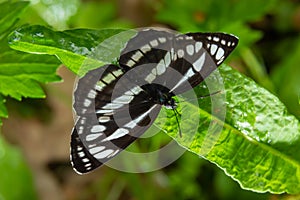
[
  {"left": 0, "top": 135, "right": 37, "bottom": 200},
  {"left": 0, "top": 1, "right": 62, "bottom": 125},
  {"left": 7, "top": 25, "right": 300, "bottom": 194},
  {"left": 156, "top": 65, "right": 300, "bottom": 194},
  {"left": 8, "top": 25, "right": 136, "bottom": 75}
]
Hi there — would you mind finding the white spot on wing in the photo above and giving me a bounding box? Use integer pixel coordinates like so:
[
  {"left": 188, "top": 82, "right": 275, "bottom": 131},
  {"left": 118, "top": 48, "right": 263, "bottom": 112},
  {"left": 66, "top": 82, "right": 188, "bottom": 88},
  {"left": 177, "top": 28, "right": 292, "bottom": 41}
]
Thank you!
[
  {"left": 94, "top": 149, "right": 114, "bottom": 159},
  {"left": 102, "top": 102, "right": 123, "bottom": 109},
  {"left": 90, "top": 146, "right": 105, "bottom": 154},
  {"left": 96, "top": 109, "right": 114, "bottom": 114},
  {"left": 88, "top": 90, "right": 97, "bottom": 99},
  {"left": 91, "top": 125, "right": 106, "bottom": 133},
  {"left": 145, "top": 73, "right": 156, "bottom": 83},
  {"left": 107, "top": 150, "right": 120, "bottom": 158},
  {"left": 126, "top": 60, "right": 135, "bottom": 67},
  {"left": 216, "top": 48, "right": 225, "bottom": 60},
  {"left": 102, "top": 73, "right": 115, "bottom": 84},
  {"left": 195, "top": 42, "right": 203, "bottom": 53},
  {"left": 213, "top": 37, "right": 220, "bottom": 42},
  {"left": 124, "top": 105, "right": 156, "bottom": 129},
  {"left": 86, "top": 133, "right": 103, "bottom": 141},
  {"left": 102, "top": 128, "right": 129, "bottom": 142},
  {"left": 141, "top": 44, "right": 151, "bottom": 53},
  {"left": 80, "top": 117, "right": 86, "bottom": 124},
  {"left": 78, "top": 126, "right": 84, "bottom": 134},
  {"left": 210, "top": 44, "right": 218, "bottom": 55},
  {"left": 84, "top": 99, "right": 91, "bottom": 107},
  {"left": 151, "top": 68, "right": 157, "bottom": 76},
  {"left": 113, "top": 94, "right": 134, "bottom": 104},
  {"left": 193, "top": 53, "right": 205, "bottom": 72},
  {"left": 124, "top": 120, "right": 136, "bottom": 129},
  {"left": 95, "top": 82, "right": 105, "bottom": 91},
  {"left": 186, "top": 68, "right": 194, "bottom": 77},
  {"left": 78, "top": 152, "right": 85, "bottom": 158},
  {"left": 137, "top": 106, "right": 155, "bottom": 123},
  {"left": 85, "top": 163, "right": 91, "bottom": 167},
  {"left": 131, "top": 86, "right": 143, "bottom": 95},
  {"left": 156, "top": 61, "right": 166, "bottom": 75},
  {"left": 150, "top": 39, "right": 159, "bottom": 47},
  {"left": 217, "top": 57, "right": 224, "bottom": 65},
  {"left": 177, "top": 49, "right": 184, "bottom": 58},
  {"left": 124, "top": 90, "right": 133, "bottom": 95},
  {"left": 77, "top": 146, "right": 83, "bottom": 151},
  {"left": 112, "top": 69, "right": 123, "bottom": 77},
  {"left": 158, "top": 37, "right": 167, "bottom": 43},
  {"left": 186, "top": 44, "right": 194, "bottom": 55},
  {"left": 131, "top": 51, "right": 144, "bottom": 62},
  {"left": 164, "top": 52, "right": 171, "bottom": 66},
  {"left": 88, "top": 144, "right": 96, "bottom": 148}
]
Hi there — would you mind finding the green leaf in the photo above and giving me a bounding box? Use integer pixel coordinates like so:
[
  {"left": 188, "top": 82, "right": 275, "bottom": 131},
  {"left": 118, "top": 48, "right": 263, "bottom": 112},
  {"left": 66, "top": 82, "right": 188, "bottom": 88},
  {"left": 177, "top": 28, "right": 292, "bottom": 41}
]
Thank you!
[
  {"left": 156, "top": 65, "right": 300, "bottom": 194},
  {"left": 0, "top": 135, "right": 37, "bottom": 200},
  {"left": 0, "top": 1, "right": 62, "bottom": 122},
  {"left": 8, "top": 25, "right": 136, "bottom": 75},
  {"left": 0, "top": 1, "right": 29, "bottom": 39},
  {"left": 0, "top": 51, "right": 61, "bottom": 100}
]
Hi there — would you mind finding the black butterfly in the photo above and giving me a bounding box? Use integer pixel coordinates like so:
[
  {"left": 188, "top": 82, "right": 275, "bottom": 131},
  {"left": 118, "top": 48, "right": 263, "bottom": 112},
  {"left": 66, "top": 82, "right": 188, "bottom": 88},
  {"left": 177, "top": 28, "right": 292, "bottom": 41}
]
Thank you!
[{"left": 71, "top": 28, "right": 238, "bottom": 174}]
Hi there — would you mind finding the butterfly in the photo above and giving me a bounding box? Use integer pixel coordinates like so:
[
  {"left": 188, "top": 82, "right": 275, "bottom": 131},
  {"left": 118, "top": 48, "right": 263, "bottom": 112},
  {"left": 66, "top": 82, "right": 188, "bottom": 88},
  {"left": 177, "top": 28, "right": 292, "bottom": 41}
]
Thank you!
[{"left": 71, "top": 28, "right": 238, "bottom": 174}]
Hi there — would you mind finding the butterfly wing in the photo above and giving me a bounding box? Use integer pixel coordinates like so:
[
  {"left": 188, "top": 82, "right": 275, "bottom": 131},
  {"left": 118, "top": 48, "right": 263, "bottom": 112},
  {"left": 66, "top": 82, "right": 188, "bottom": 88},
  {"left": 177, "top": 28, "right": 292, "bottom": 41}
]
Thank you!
[
  {"left": 71, "top": 65, "right": 161, "bottom": 174},
  {"left": 119, "top": 29, "right": 238, "bottom": 94},
  {"left": 71, "top": 29, "right": 239, "bottom": 174}
]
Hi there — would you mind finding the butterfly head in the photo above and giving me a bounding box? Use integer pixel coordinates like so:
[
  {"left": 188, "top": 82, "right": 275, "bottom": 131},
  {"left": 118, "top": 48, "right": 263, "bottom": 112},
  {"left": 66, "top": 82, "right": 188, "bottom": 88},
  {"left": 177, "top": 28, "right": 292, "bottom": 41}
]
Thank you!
[{"left": 157, "top": 92, "right": 177, "bottom": 110}]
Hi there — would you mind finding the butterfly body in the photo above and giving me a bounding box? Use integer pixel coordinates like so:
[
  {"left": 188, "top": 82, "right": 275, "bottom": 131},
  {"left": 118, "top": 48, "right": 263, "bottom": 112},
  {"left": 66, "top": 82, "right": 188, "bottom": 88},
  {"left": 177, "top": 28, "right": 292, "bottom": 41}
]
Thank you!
[{"left": 71, "top": 29, "right": 238, "bottom": 174}]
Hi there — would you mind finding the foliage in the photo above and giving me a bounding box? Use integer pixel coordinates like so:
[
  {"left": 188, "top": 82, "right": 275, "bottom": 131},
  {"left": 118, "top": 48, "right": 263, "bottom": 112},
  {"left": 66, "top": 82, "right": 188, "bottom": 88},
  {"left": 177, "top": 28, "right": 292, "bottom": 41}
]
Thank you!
[
  {"left": 0, "top": 134, "right": 37, "bottom": 200},
  {"left": 0, "top": 1, "right": 61, "bottom": 126}
]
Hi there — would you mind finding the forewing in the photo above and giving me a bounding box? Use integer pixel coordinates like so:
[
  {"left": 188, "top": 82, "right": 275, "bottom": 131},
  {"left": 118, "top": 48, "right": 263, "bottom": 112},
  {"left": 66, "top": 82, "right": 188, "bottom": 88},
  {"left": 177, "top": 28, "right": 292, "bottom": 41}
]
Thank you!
[
  {"left": 71, "top": 65, "right": 161, "bottom": 174},
  {"left": 119, "top": 29, "right": 238, "bottom": 94},
  {"left": 119, "top": 29, "right": 174, "bottom": 70}
]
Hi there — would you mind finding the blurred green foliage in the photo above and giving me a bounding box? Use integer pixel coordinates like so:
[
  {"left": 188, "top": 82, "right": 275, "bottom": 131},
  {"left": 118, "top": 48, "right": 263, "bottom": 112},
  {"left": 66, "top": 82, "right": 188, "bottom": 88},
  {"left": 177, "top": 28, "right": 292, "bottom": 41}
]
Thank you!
[{"left": 0, "top": 135, "right": 37, "bottom": 200}]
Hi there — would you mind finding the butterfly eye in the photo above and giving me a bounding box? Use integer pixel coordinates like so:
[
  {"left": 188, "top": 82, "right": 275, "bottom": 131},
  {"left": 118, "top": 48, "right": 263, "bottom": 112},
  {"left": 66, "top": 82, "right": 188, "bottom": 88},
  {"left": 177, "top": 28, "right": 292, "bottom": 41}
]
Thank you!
[{"left": 159, "top": 97, "right": 164, "bottom": 103}]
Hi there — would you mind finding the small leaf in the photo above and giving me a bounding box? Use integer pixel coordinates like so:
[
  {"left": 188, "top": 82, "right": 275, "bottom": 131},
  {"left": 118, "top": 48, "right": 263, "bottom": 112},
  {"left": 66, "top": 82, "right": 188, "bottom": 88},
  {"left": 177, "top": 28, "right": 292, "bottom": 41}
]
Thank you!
[
  {"left": 8, "top": 25, "right": 136, "bottom": 75},
  {"left": 156, "top": 65, "right": 300, "bottom": 194},
  {"left": 0, "top": 51, "right": 61, "bottom": 100}
]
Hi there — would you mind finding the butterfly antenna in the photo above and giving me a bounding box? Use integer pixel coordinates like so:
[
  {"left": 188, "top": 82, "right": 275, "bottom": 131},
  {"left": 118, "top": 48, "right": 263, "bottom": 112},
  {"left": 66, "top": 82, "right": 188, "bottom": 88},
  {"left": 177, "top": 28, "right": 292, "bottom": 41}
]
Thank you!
[{"left": 172, "top": 107, "right": 182, "bottom": 137}]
